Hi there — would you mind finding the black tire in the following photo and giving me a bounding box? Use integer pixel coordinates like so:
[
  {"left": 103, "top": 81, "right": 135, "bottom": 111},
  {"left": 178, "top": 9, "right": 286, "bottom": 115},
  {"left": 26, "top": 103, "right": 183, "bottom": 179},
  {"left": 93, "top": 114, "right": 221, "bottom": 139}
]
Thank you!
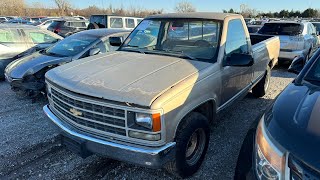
[
  {"left": 252, "top": 66, "right": 271, "bottom": 97},
  {"left": 165, "top": 112, "right": 210, "bottom": 178},
  {"left": 234, "top": 129, "right": 256, "bottom": 180}
]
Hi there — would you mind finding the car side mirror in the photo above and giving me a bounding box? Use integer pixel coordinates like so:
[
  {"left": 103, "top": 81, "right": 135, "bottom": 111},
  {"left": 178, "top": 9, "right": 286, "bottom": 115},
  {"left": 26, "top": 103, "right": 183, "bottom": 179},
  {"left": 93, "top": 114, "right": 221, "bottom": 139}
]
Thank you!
[
  {"left": 89, "top": 48, "right": 100, "bottom": 56},
  {"left": 109, "top": 37, "right": 123, "bottom": 46},
  {"left": 225, "top": 53, "right": 254, "bottom": 67},
  {"left": 288, "top": 56, "right": 305, "bottom": 74}
]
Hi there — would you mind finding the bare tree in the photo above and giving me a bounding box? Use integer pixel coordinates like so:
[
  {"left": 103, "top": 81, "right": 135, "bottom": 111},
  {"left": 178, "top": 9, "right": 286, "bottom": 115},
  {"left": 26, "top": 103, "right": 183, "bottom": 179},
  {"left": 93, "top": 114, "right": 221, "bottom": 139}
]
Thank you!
[
  {"left": 54, "top": 0, "right": 71, "bottom": 16},
  {"left": 174, "top": 1, "right": 196, "bottom": 13}
]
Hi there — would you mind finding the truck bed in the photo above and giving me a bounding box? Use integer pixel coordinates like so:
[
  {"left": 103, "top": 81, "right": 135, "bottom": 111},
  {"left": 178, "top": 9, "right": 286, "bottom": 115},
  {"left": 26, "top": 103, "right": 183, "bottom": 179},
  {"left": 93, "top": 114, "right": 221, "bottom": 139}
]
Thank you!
[{"left": 250, "top": 34, "right": 280, "bottom": 68}]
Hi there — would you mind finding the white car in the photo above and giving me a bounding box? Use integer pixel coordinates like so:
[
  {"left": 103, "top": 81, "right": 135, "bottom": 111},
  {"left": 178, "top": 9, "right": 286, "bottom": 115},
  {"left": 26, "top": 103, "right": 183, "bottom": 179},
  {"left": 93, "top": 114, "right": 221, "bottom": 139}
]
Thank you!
[
  {"left": 258, "top": 21, "right": 319, "bottom": 61},
  {"left": 0, "top": 17, "right": 8, "bottom": 23}
]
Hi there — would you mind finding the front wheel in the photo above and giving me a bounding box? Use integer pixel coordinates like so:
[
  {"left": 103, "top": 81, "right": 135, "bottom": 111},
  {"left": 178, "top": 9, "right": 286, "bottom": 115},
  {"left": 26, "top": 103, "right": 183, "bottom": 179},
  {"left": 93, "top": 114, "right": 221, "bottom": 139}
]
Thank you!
[
  {"left": 252, "top": 66, "right": 271, "bottom": 97},
  {"left": 165, "top": 112, "right": 210, "bottom": 178}
]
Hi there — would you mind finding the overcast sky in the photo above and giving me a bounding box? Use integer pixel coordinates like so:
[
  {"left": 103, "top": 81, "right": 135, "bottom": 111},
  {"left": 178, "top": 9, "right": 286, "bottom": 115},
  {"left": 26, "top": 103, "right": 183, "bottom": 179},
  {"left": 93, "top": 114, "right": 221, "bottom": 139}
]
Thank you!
[{"left": 26, "top": 0, "right": 320, "bottom": 13}]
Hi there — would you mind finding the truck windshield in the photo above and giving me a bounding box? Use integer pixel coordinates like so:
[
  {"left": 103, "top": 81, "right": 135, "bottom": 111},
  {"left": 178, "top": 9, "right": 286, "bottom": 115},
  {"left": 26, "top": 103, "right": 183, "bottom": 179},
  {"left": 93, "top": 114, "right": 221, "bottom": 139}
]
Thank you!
[
  {"left": 120, "top": 19, "right": 221, "bottom": 61},
  {"left": 258, "top": 23, "right": 303, "bottom": 36}
]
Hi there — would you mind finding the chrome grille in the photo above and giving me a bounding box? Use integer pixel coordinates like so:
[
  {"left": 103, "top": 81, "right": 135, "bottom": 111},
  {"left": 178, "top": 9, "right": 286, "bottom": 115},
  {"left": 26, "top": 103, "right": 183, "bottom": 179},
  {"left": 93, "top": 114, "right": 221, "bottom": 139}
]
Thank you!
[{"left": 50, "top": 87, "right": 127, "bottom": 137}]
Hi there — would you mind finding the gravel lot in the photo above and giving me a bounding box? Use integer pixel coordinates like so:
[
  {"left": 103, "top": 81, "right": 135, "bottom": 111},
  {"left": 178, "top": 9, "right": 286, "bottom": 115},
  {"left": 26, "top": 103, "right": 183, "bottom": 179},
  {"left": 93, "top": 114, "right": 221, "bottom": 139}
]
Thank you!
[{"left": 0, "top": 65, "right": 295, "bottom": 180}]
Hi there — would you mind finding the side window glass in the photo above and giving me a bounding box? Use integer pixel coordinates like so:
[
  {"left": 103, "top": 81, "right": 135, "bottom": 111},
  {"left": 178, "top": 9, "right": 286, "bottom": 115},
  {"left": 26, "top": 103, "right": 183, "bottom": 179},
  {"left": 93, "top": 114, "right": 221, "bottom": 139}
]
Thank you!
[
  {"left": 0, "top": 29, "right": 18, "bottom": 42},
  {"left": 110, "top": 18, "right": 123, "bottom": 28},
  {"left": 26, "top": 31, "right": 58, "bottom": 44},
  {"left": 225, "top": 19, "right": 249, "bottom": 56},
  {"left": 125, "top": 18, "right": 135, "bottom": 28},
  {"left": 93, "top": 40, "right": 108, "bottom": 54}
]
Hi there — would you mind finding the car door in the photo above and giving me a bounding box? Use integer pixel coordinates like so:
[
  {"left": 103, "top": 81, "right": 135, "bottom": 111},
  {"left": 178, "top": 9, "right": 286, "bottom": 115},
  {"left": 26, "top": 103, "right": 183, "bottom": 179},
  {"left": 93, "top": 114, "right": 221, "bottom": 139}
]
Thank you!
[{"left": 220, "top": 19, "right": 253, "bottom": 104}]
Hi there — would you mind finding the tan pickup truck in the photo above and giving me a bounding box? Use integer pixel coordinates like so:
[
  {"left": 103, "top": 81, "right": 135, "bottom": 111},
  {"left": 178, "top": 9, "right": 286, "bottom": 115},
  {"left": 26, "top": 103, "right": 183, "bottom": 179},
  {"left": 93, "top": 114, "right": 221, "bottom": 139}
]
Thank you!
[{"left": 43, "top": 12, "right": 280, "bottom": 178}]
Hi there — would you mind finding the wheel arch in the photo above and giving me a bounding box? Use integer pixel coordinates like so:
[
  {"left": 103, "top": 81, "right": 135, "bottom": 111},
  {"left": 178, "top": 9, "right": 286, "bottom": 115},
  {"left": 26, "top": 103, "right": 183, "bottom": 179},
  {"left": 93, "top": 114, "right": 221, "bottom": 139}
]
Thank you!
[{"left": 172, "top": 99, "right": 217, "bottom": 141}]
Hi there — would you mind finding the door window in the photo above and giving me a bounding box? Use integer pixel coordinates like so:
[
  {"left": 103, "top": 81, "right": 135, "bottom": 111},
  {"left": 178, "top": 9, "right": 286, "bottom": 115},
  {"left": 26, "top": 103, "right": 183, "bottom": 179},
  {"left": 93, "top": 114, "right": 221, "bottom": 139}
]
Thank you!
[
  {"left": 125, "top": 18, "right": 135, "bottom": 28},
  {"left": 0, "top": 29, "right": 19, "bottom": 42},
  {"left": 25, "top": 30, "right": 59, "bottom": 44},
  {"left": 110, "top": 18, "right": 123, "bottom": 28},
  {"left": 225, "top": 19, "right": 249, "bottom": 56}
]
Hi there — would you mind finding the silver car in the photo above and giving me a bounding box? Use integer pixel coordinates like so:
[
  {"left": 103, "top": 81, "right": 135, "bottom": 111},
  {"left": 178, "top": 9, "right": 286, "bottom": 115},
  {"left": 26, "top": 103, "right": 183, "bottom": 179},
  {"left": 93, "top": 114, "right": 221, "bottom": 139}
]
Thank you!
[
  {"left": 257, "top": 21, "right": 319, "bottom": 61},
  {"left": 0, "top": 24, "right": 62, "bottom": 79}
]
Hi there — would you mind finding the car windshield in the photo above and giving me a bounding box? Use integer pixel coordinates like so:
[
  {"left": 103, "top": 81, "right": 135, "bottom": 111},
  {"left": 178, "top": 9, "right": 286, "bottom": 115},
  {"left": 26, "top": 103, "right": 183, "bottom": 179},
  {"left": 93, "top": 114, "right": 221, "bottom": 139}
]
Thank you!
[
  {"left": 120, "top": 19, "right": 221, "bottom": 61},
  {"left": 258, "top": 23, "right": 303, "bottom": 36},
  {"left": 304, "top": 58, "right": 320, "bottom": 86},
  {"left": 45, "top": 35, "right": 98, "bottom": 57}
]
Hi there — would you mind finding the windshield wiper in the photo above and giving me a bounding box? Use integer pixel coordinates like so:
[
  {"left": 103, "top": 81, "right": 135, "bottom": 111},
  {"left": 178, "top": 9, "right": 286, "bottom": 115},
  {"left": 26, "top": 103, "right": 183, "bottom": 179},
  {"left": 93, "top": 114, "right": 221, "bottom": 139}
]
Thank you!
[
  {"left": 164, "top": 50, "right": 197, "bottom": 60},
  {"left": 122, "top": 45, "right": 145, "bottom": 54}
]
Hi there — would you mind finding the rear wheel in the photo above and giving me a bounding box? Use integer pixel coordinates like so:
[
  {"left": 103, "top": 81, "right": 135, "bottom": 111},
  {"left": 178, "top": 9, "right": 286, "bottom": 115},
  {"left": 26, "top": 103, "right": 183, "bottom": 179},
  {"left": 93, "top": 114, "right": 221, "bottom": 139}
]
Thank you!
[
  {"left": 252, "top": 66, "right": 271, "bottom": 97},
  {"left": 165, "top": 112, "right": 210, "bottom": 178}
]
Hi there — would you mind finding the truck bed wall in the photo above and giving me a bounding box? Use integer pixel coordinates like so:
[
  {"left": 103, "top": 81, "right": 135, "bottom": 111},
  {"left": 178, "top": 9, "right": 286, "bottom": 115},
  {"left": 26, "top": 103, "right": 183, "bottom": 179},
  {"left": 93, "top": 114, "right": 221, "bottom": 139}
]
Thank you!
[{"left": 250, "top": 34, "right": 275, "bottom": 46}]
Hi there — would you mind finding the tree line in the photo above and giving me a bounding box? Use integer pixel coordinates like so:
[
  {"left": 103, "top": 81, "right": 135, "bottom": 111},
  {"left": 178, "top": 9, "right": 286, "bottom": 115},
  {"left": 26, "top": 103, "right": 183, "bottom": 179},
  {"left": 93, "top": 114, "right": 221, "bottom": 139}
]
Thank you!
[{"left": 223, "top": 7, "right": 320, "bottom": 18}]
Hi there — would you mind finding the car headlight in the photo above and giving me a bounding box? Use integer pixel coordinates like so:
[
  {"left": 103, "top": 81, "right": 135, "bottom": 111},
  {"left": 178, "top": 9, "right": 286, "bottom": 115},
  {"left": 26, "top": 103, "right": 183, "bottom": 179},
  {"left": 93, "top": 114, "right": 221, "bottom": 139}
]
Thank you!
[
  {"left": 135, "top": 112, "right": 161, "bottom": 132},
  {"left": 255, "top": 116, "right": 286, "bottom": 180}
]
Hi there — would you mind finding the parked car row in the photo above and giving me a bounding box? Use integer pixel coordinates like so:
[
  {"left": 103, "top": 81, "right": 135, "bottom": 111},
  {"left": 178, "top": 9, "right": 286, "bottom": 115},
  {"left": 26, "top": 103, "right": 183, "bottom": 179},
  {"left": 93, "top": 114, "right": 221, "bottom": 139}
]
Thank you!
[
  {"left": 1, "top": 12, "right": 319, "bottom": 179},
  {"left": 5, "top": 29, "right": 130, "bottom": 97},
  {"left": 0, "top": 24, "right": 62, "bottom": 79}
]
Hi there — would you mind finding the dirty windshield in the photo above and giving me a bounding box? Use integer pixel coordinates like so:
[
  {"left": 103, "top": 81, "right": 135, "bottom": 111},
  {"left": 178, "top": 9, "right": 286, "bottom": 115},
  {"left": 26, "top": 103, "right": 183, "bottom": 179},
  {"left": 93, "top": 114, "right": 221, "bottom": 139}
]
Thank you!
[{"left": 120, "top": 19, "right": 221, "bottom": 61}]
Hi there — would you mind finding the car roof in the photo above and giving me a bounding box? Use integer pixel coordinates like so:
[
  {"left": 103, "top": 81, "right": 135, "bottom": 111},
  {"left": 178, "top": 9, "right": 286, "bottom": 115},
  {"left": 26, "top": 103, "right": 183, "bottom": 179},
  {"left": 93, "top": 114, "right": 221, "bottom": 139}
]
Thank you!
[
  {"left": 266, "top": 21, "right": 303, "bottom": 25},
  {"left": 71, "top": 29, "right": 131, "bottom": 38},
  {"left": 146, "top": 12, "right": 240, "bottom": 21},
  {"left": 0, "top": 24, "right": 40, "bottom": 29}
]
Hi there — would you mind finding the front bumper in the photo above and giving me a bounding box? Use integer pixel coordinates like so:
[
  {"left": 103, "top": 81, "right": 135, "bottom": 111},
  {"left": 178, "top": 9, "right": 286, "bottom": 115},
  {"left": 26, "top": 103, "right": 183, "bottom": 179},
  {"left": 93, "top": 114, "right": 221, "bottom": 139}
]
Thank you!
[
  {"left": 8, "top": 77, "right": 45, "bottom": 92},
  {"left": 279, "top": 49, "right": 306, "bottom": 61},
  {"left": 43, "top": 105, "right": 176, "bottom": 168}
]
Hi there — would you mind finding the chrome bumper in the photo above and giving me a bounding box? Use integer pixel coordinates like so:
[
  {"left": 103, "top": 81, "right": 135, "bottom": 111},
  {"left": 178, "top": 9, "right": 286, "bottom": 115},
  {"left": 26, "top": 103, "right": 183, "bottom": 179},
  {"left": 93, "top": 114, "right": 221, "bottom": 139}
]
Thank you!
[
  {"left": 43, "top": 105, "right": 176, "bottom": 168},
  {"left": 279, "top": 49, "right": 306, "bottom": 61}
]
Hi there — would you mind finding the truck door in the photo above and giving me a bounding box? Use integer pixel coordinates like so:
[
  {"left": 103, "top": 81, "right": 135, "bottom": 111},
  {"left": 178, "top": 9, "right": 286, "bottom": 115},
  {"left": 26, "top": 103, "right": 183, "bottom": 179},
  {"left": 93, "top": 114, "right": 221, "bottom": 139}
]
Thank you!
[{"left": 221, "top": 19, "right": 253, "bottom": 104}]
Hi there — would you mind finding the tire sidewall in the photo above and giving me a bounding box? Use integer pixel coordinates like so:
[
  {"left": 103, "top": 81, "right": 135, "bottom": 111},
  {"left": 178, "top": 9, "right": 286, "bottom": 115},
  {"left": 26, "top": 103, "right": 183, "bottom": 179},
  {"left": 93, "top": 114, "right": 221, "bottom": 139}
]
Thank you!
[{"left": 175, "top": 113, "right": 210, "bottom": 178}]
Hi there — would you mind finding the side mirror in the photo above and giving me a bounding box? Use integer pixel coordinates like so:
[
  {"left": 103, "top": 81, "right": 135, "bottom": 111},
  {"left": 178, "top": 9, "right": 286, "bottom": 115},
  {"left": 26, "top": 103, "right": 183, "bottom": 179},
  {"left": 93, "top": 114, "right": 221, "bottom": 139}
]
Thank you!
[
  {"left": 109, "top": 37, "right": 123, "bottom": 47},
  {"left": 225, "top": 53, "right": 254, "bottom": 67},
  {"left": 89, "top": 48, "right": 100, "bottom": 56},
  {"left": 288, "top": 56, "right": 305, "bottom": 74}
]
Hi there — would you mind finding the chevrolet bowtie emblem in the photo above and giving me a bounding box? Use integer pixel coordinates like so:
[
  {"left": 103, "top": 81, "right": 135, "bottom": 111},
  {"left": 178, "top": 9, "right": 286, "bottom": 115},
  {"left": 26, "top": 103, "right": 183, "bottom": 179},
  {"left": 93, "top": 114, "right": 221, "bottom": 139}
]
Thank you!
[{"left": 70, "top": 108, "right": 83, "bottom": 116}]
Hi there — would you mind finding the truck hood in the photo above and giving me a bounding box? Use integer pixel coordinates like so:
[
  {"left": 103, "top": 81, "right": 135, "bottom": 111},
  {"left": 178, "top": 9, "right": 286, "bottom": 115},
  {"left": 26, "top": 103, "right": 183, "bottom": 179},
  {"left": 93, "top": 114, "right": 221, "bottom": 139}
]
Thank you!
[
  {"left": 5, "top": 51, "right": 71, "bottom": 79},
  {"left": 267, "top": 83, "right": 320, "bottom": 170},
  {"left": 46, "top": 51, "right": 211, "bottom": 107}
]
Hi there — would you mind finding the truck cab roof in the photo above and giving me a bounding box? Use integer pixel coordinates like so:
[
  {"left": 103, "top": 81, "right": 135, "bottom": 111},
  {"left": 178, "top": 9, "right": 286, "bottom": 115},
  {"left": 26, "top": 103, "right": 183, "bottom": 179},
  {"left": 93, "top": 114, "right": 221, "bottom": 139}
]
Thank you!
[{"left": 146, "top": 12, "right": 241, "bottom": 21}]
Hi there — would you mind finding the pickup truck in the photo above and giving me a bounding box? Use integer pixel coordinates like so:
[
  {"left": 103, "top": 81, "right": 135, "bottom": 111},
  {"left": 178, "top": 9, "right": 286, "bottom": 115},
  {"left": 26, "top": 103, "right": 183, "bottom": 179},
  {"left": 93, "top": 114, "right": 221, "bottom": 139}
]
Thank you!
[{"left": 43, "top": 12, "right": 280, "bottom": 178}]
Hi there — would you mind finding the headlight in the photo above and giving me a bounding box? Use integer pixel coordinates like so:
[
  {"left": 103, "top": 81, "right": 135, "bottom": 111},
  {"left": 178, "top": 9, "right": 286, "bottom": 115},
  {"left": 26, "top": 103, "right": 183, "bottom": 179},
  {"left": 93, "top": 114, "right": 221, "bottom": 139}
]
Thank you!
[
  {"left": 255, "top": 116, "right": 286, "bottom": 180},
  {"left": 135, "top": 113, "right": 153, "bottom": 129},
  {"left": 135, "top": 112, "right": 161, "bottom": 132}
]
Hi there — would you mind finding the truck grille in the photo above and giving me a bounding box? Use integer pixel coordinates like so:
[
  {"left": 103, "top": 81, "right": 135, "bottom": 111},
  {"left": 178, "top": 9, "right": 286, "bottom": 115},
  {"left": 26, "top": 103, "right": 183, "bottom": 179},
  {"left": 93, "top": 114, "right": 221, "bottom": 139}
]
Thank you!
[{"left": 49, "top": 87, "right": 127, "bottom": 137}]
